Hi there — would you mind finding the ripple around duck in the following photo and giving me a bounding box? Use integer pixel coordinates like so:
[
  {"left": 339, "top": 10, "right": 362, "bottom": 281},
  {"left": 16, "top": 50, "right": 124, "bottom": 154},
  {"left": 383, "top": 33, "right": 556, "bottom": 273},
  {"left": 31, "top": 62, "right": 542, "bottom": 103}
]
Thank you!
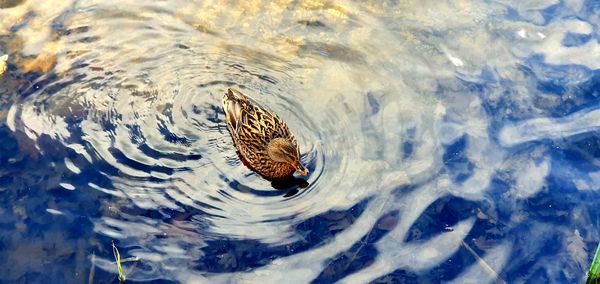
[
  {"left": 3, "top": 2, "right": 406, "bottom": 279},
  {"left": 4, "top": 0, "right": 377, "bottom": 247},
  {"left": 1, "top": 1, "right": 415, "bottom": 281}
]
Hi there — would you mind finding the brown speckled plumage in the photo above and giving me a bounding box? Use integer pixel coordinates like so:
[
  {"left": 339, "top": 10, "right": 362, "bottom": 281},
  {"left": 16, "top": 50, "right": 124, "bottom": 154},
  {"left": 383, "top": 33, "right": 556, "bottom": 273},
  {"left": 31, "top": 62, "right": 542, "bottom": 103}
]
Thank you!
[{"left": 222, "top": 88, "right": 306, "bottom": 179}]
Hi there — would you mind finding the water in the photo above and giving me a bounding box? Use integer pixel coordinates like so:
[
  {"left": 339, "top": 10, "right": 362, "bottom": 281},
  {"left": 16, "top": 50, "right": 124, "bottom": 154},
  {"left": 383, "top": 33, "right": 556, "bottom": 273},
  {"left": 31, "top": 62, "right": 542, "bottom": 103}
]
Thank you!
[{"left": 0, "top": 0, "right": 599, "bottom": 283}]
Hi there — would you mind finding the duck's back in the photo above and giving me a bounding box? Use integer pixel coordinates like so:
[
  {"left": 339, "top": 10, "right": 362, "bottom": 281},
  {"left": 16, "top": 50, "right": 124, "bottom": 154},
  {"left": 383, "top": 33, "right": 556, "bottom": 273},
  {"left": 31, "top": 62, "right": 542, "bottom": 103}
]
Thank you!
[{"left": 222, "top": 88, "right": 298, "bottom": 178}]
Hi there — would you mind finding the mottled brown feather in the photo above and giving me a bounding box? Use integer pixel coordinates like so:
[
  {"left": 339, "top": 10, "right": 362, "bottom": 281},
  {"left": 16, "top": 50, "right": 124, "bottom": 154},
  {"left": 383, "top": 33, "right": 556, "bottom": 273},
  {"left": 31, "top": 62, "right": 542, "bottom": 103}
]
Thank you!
[{"left": 222, "top": 88, "right": 299, "bottom": 179}]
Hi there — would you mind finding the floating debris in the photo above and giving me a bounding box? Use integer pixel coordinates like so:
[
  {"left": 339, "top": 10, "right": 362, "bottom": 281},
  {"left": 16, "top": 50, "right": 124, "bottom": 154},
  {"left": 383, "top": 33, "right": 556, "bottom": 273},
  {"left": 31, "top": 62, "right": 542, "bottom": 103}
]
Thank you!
[
  {"left": 297, "top": 19, "right": 327, "bottom": 28},
  {"left": 89, "top": 66, "right": 104, "bottom": 71},
  {"left": 0, "top": 54, "right": 7, "bottom": 77}
]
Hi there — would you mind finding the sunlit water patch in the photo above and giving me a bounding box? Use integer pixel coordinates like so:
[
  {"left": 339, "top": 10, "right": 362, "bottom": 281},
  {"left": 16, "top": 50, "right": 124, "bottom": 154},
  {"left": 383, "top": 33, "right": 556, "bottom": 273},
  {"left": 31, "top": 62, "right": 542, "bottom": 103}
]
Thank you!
[{"left": 0, "top": 0, "right": 599, "bottom": 283}]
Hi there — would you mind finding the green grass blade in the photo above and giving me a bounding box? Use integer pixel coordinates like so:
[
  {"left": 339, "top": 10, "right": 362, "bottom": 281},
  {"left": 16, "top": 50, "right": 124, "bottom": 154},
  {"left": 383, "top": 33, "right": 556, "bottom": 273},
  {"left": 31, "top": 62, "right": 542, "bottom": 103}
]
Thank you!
[
  {"left": 112, "top": 242, "right": 126, "bottom": 283},
  {"left": 587, "top": 242, "right": 600, "bottom": 284}
]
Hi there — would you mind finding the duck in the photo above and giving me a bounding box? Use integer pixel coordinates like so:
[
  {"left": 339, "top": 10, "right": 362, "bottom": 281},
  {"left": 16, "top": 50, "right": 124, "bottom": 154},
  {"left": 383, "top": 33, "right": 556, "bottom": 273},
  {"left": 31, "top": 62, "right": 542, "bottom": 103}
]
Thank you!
[{"left": 222, "top": 88, "right": 309, "bottom": 179}]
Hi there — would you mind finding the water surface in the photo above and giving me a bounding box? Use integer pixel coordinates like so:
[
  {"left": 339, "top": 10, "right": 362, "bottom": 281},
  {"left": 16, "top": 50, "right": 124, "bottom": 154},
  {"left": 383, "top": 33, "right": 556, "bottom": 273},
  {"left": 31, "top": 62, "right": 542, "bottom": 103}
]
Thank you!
[{"left": 0, "top": 0, "right": 599, "bottom": 283}]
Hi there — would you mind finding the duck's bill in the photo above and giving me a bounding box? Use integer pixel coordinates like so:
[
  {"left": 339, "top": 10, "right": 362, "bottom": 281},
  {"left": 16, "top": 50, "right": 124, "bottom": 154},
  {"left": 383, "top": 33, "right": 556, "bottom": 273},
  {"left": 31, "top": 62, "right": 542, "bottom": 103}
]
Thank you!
[{"left": 295, "top": 164, "right": 309, "bottom": 176}]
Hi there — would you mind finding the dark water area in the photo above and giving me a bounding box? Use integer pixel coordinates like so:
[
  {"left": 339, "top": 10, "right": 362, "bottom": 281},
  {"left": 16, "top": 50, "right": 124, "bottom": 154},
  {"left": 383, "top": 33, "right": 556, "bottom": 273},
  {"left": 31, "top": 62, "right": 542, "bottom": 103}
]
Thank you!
[{"left": 0, "top": 0, "right": 599, "bottom": 283}]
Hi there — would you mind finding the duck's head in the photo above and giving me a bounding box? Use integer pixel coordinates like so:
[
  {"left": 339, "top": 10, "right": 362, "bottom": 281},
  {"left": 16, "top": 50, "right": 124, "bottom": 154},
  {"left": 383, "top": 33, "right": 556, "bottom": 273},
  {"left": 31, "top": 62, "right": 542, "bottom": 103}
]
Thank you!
[{"left": 267, "top": 138, "right": 309, "bottom": 176}]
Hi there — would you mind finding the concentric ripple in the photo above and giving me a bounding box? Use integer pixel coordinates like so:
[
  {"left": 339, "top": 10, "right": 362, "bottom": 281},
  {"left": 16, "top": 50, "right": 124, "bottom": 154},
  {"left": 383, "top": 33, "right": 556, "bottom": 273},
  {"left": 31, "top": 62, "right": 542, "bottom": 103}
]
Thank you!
[{"left": 6, "top": 0, "right": 392, "bottom": 246}]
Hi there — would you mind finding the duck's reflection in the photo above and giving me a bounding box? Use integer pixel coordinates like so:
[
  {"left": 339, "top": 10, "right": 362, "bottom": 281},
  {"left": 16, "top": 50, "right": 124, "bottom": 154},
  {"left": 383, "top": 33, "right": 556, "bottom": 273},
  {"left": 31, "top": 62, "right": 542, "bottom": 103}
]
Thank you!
[{"left": 270, "top": 177, "right": 309, "bottom": 197}]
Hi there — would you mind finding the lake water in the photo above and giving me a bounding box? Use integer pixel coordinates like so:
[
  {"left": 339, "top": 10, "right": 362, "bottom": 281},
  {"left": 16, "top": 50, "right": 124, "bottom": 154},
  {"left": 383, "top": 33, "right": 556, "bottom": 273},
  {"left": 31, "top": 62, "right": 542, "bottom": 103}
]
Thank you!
[{"left": 0, "top": 0, "right": 599, "bottom": 283}]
